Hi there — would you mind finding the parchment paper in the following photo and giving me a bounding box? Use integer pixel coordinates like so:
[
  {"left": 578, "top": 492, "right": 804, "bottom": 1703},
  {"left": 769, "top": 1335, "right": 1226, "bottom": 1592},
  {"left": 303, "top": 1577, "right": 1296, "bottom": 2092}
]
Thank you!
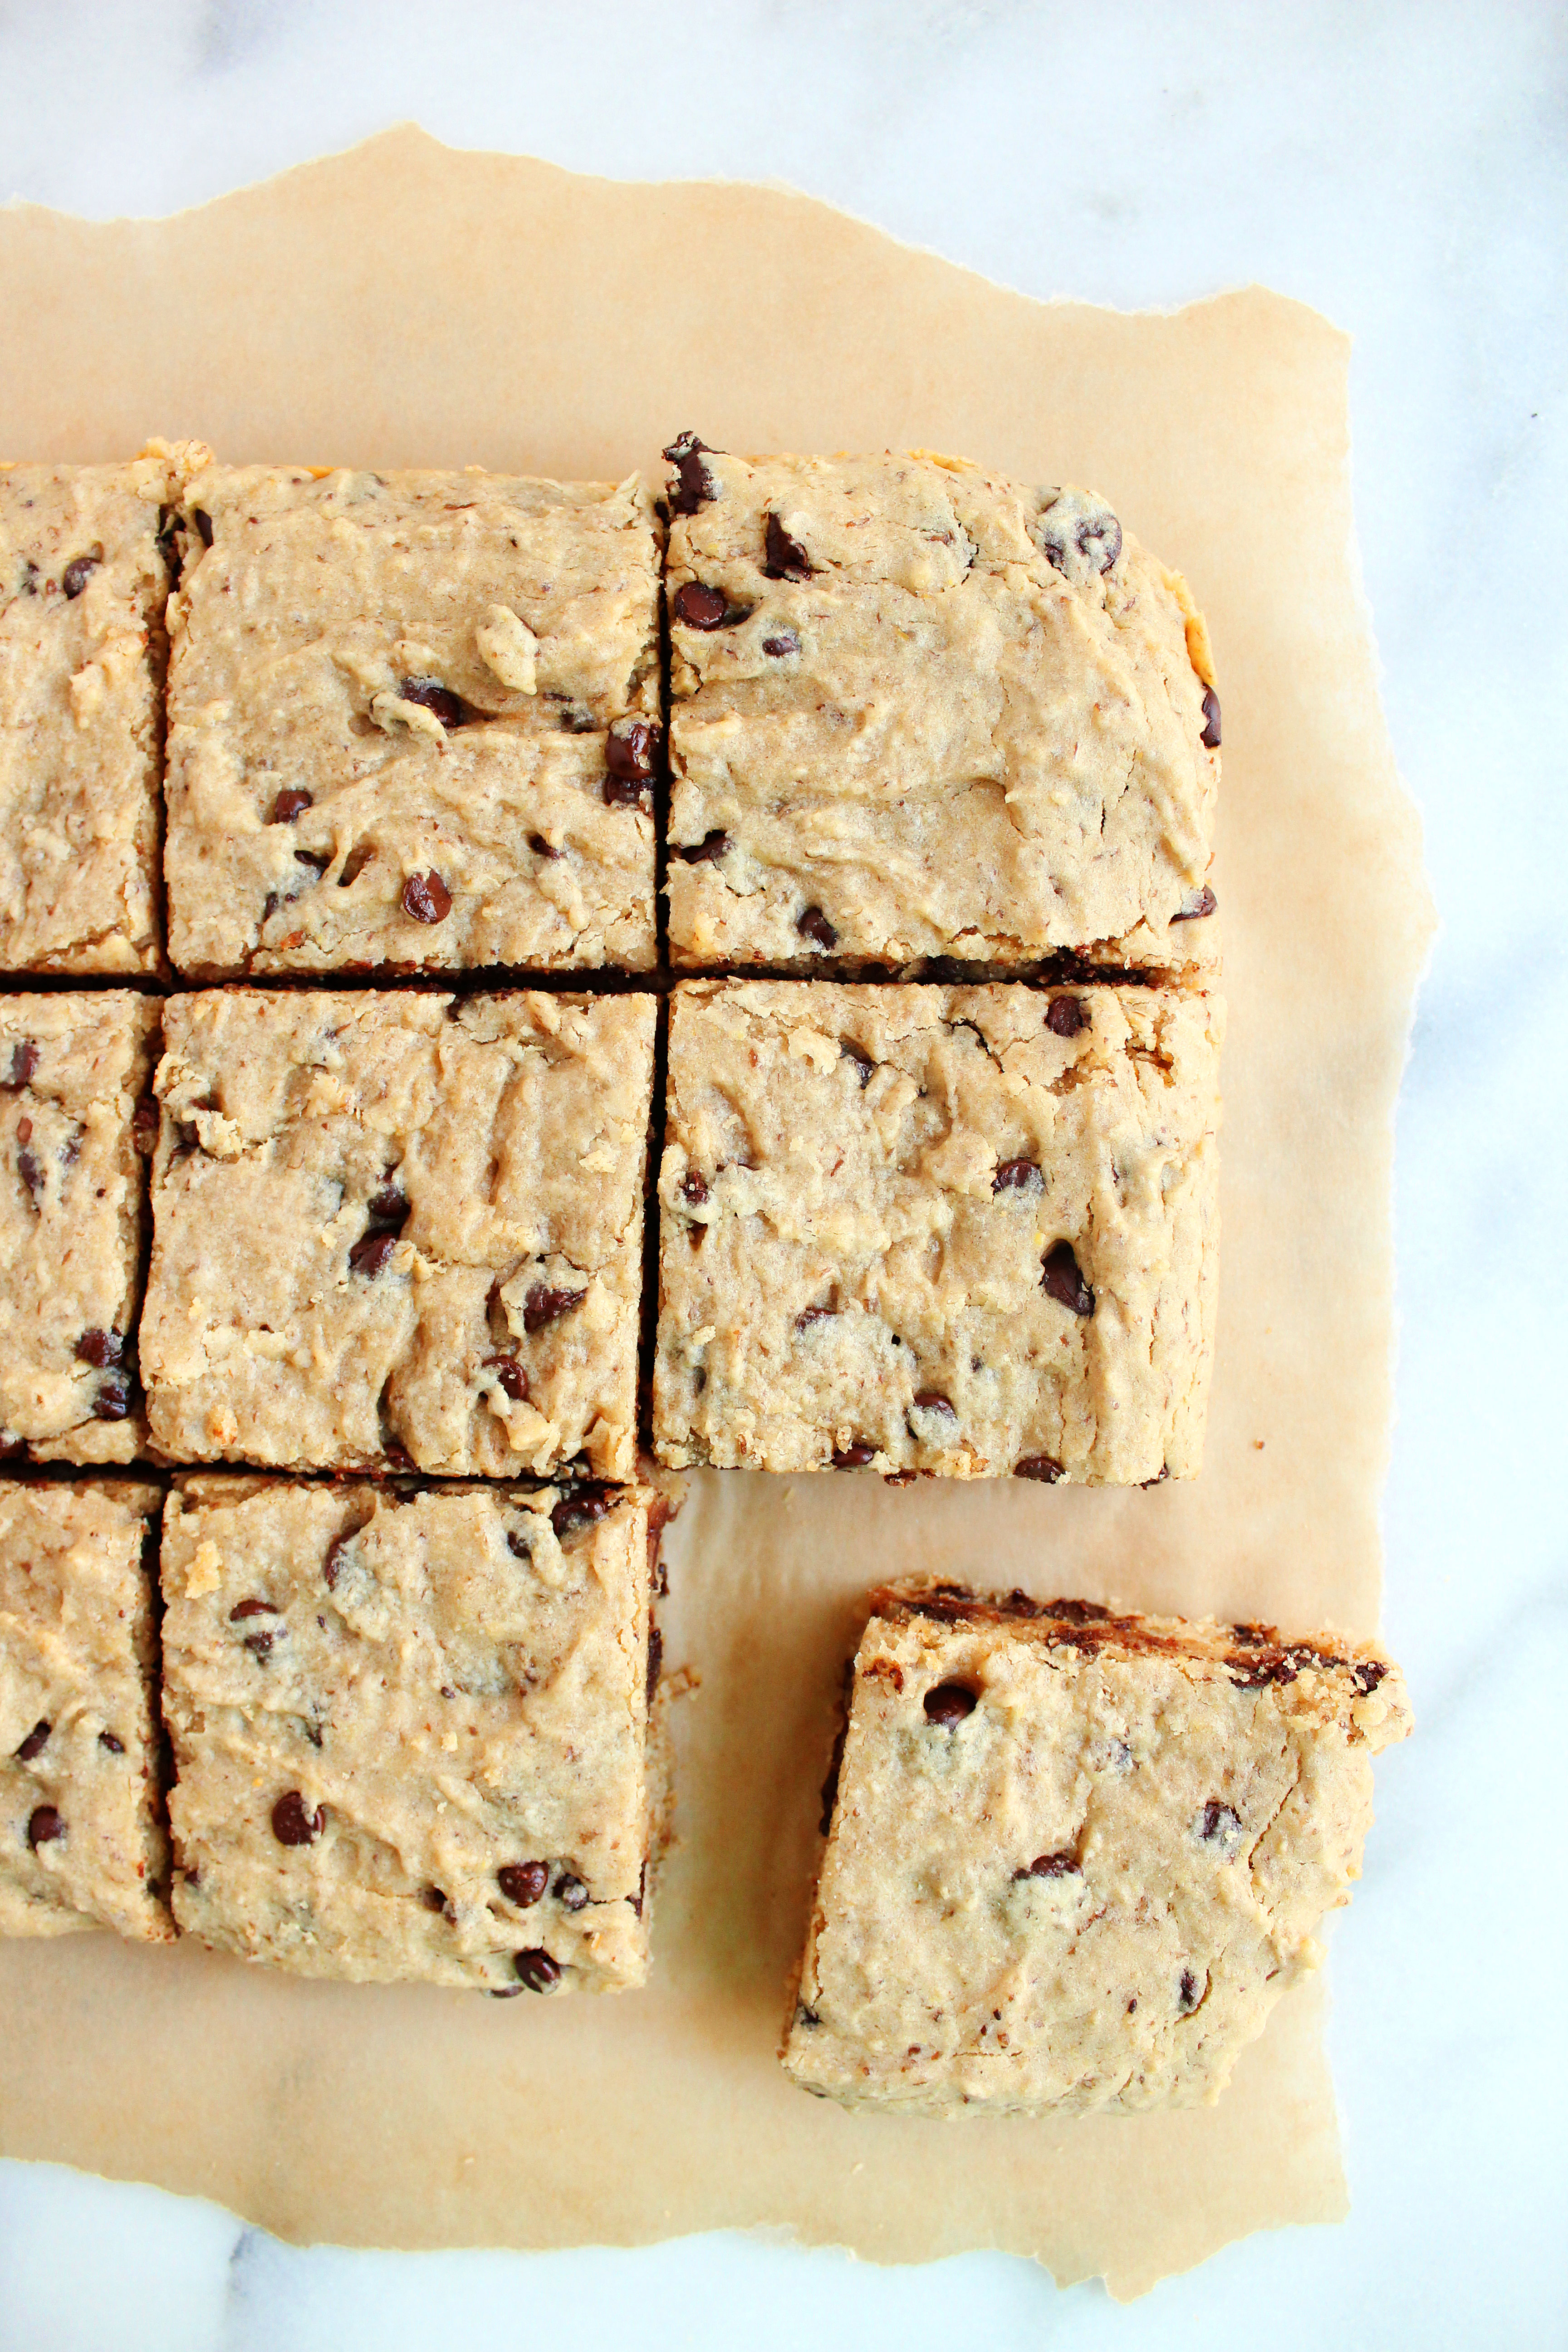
[{"left": 0, "top": 128, "right": 1434, "bottom": 2298}]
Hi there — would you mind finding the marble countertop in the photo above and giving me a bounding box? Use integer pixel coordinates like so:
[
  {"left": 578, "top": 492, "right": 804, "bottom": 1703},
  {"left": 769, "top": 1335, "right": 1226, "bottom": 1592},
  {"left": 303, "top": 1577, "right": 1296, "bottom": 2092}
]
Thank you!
[{"left": 2, "top": 5, "right": 1564, "bottom": 2345}]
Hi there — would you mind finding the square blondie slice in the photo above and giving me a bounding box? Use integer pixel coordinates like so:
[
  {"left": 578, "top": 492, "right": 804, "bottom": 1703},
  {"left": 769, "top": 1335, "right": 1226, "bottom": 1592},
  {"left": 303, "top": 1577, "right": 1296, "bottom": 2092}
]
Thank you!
[
  {"left": 161, "top": 1475, "right": 660, "bottom": 1992},
  {"left": 164, "top": 463, "right": 662, "bottom": 977},
  {"left": 141, "top": 989, "right": 654, "bottom": 1479},
  {"left": 0, "top": 441, "right": 209, "bottom": 974},
  {"left": 663, "top": 440, "right": 1220, "bottom": 973},
  {"left": 0, "top": 993, "right": 159, "bottom": 1465},
  {"left": 0, "top": 1478, "right": 170, "bottom": 1941},
  {"left": 653, "top": 979, "right": 1221, "bottom": 1484},
  {"left": 782, "top": 1583, "right": 1411, "bottom": 2117}
]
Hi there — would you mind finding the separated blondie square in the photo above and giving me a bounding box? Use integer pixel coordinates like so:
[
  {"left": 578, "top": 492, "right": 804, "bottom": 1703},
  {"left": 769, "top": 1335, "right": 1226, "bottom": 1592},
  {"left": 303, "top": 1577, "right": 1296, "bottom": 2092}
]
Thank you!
[
  {"left": 782, "top": 1583, "right": 1410, "bottom": 2117},
  {"left": 0, "top": 441, "right": 208, "bottom": 974},
  {"left": 141, "top": 989, "right": 654, "bottom": 1478},
  {"left": 653, "top": 979, "right": 1221, "bottom": 1484},
  {"left": 0, "top": 993, "right": 159, "bottom": 1465},
  {"left": 161, "top": 1475, "right": 659, "bottom": 1992},
  {"left": 0, "top": 1478, "right": 170, "bottom": 1941},
  {"left": 164, "top": 463, "right": 662, "bottom": 977},
  {"left": 663, "top": 441, "right": 1220, "bottom": 973}
]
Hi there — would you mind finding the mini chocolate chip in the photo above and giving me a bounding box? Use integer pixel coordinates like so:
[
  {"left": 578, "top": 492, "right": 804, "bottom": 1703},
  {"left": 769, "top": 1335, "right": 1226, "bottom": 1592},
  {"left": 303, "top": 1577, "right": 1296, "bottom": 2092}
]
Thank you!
[
  {"left": 1016, "top": 1850, "right": 1079, "bottom": 1879},
  {"left": 62, "top": 554, "right": 99, "bottom": 598},
  {"left": 338, "top": 843, "right": 375, "bottom": 888},
  {"left": 840, "top": 1039, "right": 875, "bottom": 1087},
  {"left": 1046, "top": 995, "right": 1087, "bottom": 1038},
  {"left": 229, "top": 1598, "right": 274, "bottom": 1621},
  {"left": 680, "top": 1170, "right": 710, "bottom": 1206},
  {"left": 1171, "top": 884, "right": 1217, "bottom": 923},
  {"left": 514, "top": 1947, "right": 561, "bottom": 1992},
  {"left": 763, "top": 512, "right": 813, "bottom": 579},
  {"left": 554, "top": 1872, "right": 589, "bottom": 1911},
  {"left": 398, "top": 676, "right": 468, "bottom": 729},
  {"left": 663, "top": 431, "right": 716, "bottom": 515},
  {"left": 349, "top": 1230, "right": 397, "bottom": 1278},
  {"left": 506, "top": 1529, "right": 532, "bottom": 1561},
  {"left": 1179, "top": 1968, "right": 1200, "bottom": 2012},
  {"left": 1354, "top": 1659, "right": 1388, "bottom": 1695},
  {"left": 192, "top": 507, "right": 214, "bottom": 547},
  {"left": 797, "top": 904, "right": 838, "bottom": 951},
  {"left": 993, "top": 1157, "right": 1041, "bottom": 1193},
  {"left": 524, "top": 1281, "right": 587, "bottom": 1332},
  {"left": 98, "top": 1730, "right": 123, "bottom": 1754},
  {"left": 924, "top": 1681, "right": 978, "bottom": 1726},
  {"left": 75, "top": 1328, "right": 122, "bottom": 1368},
  {"left": 528, "top": 832, "right": 560, "bottom": 858},
  {"left": 498, "top": 1861, "right": 549, "bottom": 1908},
  {"left": 910, "top": 1390, "right": 956, "bottom": 1420},
  {"left": 1042, "top": 1240, "right": 1094, "bottom": 1316},
  {"left": 606, "top": 719, "right": 660, "bottom": 783},
  {"left": 93, "top": 1376, "right": 132, "bottom": 1422},
  {"left": 294, "top": 848, "right": 331, "bottom": 877},
  {"left": 402, "top": 869, "right": 452, "bottom": 923},
  {"left": 323, "top": 1532, "right": 353, "bottom": 1589},
  {"left": 646, "top": 1624, "right": 663, "bottom": 1704},
  {"left": 483, "top": 1354, "right": 530, "bottom": 1403},
  {"left": 15, "top": 1720, "right": 49, "bottom": 1762},
  {"left": 3, "top": 1040, "right": 39, "bottom": 1091},
  {"left": 832, "top": 1443, "right": 876, "bottom": 1469},
  {"left": 675, "top": 829, "right": 728, "bottom": 862},
  {"left": 243, "top": 1631, "right": 274, "bottom": 1658},
  {"left": 271, "top": 1791, "right": 324, "bottom": 1847},
  {"left": 1200, "top": 1799, "right": 1242, "bottom": 1843},
  {"left": 27, "top": 1804, "right": 64, "bottom": 1848},
  {"left": 672, "top": 580, "right": 731, "bottom": 630},
  {"left": 16, "top": 1147, "right": 42, "bottom": 1203},
  {"left": 795, "top": 1304, "right": 836, "bottom": 1332},
  {"left": 271, "top": 789, "right": 314, "bottom": 823},
  {"left": 551, "top": 1487, "right": 612, "bottom": 1539},
  {"left": 761, "top": 631, "right": 800, "bottom": 658},
  {"left": 1077, "top": 512, "right": 1122, "bottom": 571},
  {"left": 1014, "top": 1453, "right": 1064, "bottom": 1483},
  {"left": 132, "top": 1095, "right": 158, "bottom": 1152},
  {"left": 1200, "top": 687, "right": 1222, "bottom": 749}
]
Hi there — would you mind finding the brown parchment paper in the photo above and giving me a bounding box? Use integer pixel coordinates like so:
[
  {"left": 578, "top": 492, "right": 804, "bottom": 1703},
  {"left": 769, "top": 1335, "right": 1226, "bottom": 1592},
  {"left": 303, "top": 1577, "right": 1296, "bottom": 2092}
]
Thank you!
[{"left": 0, "top": 129, "right": 1433, "bottom": 2298}]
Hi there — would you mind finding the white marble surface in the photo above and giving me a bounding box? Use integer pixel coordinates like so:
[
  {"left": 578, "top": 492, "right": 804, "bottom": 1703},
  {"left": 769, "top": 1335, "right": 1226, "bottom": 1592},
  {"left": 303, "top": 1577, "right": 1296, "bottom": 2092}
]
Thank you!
[{"left": 1, "top": 5, "right": 1564, "bottom": 2343}]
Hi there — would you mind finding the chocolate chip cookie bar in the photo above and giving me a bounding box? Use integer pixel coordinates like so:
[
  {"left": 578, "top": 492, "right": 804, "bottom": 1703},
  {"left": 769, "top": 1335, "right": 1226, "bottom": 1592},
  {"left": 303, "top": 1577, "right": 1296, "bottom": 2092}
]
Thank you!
[
  {"left": 164, "top": 463, "right": 662, "bottom": 977},
  {"left": 653, "top": 978, "right": 1221, "bottom": 1483},
  {"left": 0, "top": 993, "right": 159, "bottom": 1465},
  {"left": 0, "top": 441, "right": 209, "bottom": 974},
  {"left": 782, "top": 1583, "right": 1410, "bottom": 2116},
  {"left": 161, "top": 1475, "right": 660, "bottom": 1991},
  {"left": 1, "top": 1478, "right": 170, "bottom": 1940},
  {"left": 662, "top": 440, "right": 1220, "bottom": 973},
  {"left": 140, "top": 988, "right": 654, "bottom": 1478}
]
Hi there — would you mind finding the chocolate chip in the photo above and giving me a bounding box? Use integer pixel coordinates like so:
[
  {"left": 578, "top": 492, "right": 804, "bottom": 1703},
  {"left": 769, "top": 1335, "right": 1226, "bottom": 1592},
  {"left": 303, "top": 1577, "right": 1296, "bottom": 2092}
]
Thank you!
[
  {"left": 663, "top": 431, "right": 716, "bottom": 515},
  {"left": 1171, "top": 884, "right": 1217, "bottom": 922},
  {"left": 672, "top": 580, "right": 730, "bottom": 630},
  {"left": 397, "top": 676, "right": 469, "bottom": 730},
  {"left": 338, "top": 844, "right": 374, "bottom": 887},
  {"left": 819, "top": 1720, "right": 848, "bottom": 1833},
  {"left": 524, "top": 1282, "right": 587, "bottom": 1333},
  {"left": 505, "top": 1530, "right": 532, "bottom": 1562},
  {"left": 243, "top": 1631, "right": 275, "bottom": 1658},
  {"left": 498, "top": 1861, "right": 549, "bottom": 1908},
  {"left": 1140, "top": 1465, "right": 1169, "bottom": 1489},
  {"left": 349, "top": 1230, "right": 397, "bottom": 1278},
  {"left": 514, "top": 1947, "right": 561, "bottom": 1992},
  {"left": 15, "top": 1148, "right": 40, "bottom": 1205},
  {"left": 680, "top": 1170, "right": 710, "bottom": 1206},
  {"left": 402, "top": 869, "right": 452, "bottom": 923},
  {"left": 62, "top": 554, "right": 99, "bottom": 598},
  {"left": 762, "top": 631, "right": 800, "bottom": 658},
  {"left": 795, "top": 1305, "right": 837, "bottom": 1333},
  {"left": 132, "top": 1095, "right": 158, "bottom": 1153},
  {"left": 646, "top": 1624, "right": 663, "bottom": 1705},
  {"left": 1042, "top": 1240, "right": 1094, "bottom": 1316},
  {"left": 605, "top": 719, "right": 660, "bottom": 784},
  {"left": 1046, "top": 995, "right": 1087, "bottom": 1038},
  {"left": 323, "top": 1532, "right": 353, "bottom": 1589},
  {"left": 527, "top": 832, "right": 560, "bottom": 858},
  {"left": 993, "top": 1157, "right": 1041, "bottom": 1193},
  {"left": 1014, "top": 1454, "right": 1064, "bottom": 1483},
  {"left": 1354, "top": 1659, "right": 1388, "bottom": 1695},
  {"left": 27, "top": 1804, "right": 64, "bottom": 1848},
  {"left": 192, "top": 507, "right": 214, "bottom": 547},
  {"left": 840, "top": 1039, "right": 875, "bottom": 1087},
  {"left": 75, "top": 1328, "right": 122, "bottom": 1368},
  {"left": 554, "top": 1873, "right": 589, "bottom": 1912},
  {"left": 1016, "top": 1850, "right": 1079, "bottom": 1879},
  {"left": 1230, "top": 1656, "right": 1298, "bottom": 1690},
  {"left": 1200, "top": 688, "right": 1221, "bottom": 749},
  {"left": 675, "top": 829, "right": 727, "bottom": 862},
  {"left": 271, "top": 789, "right": 313, "bottom": 823},
  {"left": 294, "top": 848, "right": 331, "bottom": 877},
  {"left": 1178, "top": 1968, "right": 1200, "bottom": 2012},
  {"left": 484, "top": 1354, "right": 529, "bottom": 1402},
  {"left": 910, "top": 1390, "right": 956, "bottom": 1420},
  {"left": 923, "top": 1681, "right": 978, "bottom": 1726},
  {"left": 831, "top": 1444, "right": 876, "bottom": 1469},
  {"left": 551, "top": 1487, "right": 612, "bottom": 1539},
  {"left": 797, "top": 905, "right": 838, "bottom": 951},
  {"left": 1076, "top": 512, "right": 1122, "bottom": 572},
  {"left": 367, "top": 1185, "right": 408, "bottom": 1227},
  {"left": 556, "top": 703, "right": 597, "bottom": 734},
  {"left": 92, "top": 1376, "right": 131, "bottom": 1421},
  {"left": 15, "top": 1720, "right": 49, "bottom": 1763},
  {"left": 3, "top": 1040, "right": 38, "bottom": 1091},
  {"left": 1050, "top": 1597, "right": 1112, "bottom": 1625},
  {"left": 422, "top": 1885, "right": 449, "bottom": 1914},
  {"left": 98, "top": 1730, "right": 123, "bottom": 1754},
  {"left": 1200, "top": 1799, "right": 1242, "bottom": 1843},
  {"left": 229, "top": 1598, "right": 274, "bottom": 1621},
  {"left": 271, "top": 1791, "right": 324, "bottom": 1847},
  {"left": 763, "top": 512, "right": 813, "bottom": 579}
]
